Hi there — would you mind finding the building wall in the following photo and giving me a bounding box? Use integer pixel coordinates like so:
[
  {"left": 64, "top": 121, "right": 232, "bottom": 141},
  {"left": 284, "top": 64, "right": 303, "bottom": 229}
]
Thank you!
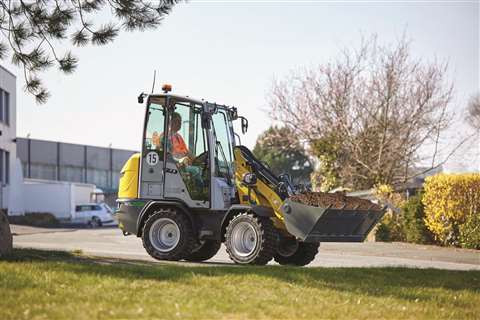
[
  {"left": 0, "top": 65, "right": 16, "bottom": 209},
  {"left": 16, "top": 138, "right": 136, "bottom": 192}
]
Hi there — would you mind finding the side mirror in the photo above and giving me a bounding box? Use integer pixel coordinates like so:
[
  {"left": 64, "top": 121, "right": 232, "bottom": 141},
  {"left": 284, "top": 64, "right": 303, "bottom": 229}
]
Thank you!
[
  {"left": 240, "top": 116, "right": 248, "bottom": 134},
  {"left": 138, "top": 92, "right": 147, "bottom": 104}
]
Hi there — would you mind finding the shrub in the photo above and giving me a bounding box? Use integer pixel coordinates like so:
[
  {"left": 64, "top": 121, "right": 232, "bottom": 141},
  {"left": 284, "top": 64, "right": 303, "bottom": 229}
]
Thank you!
[
  {"left": 402, "top": 193, "right": 434, "bottom": 244},
  {"left": 374, "top": 184, "right": 406, "bottom": 242},
  {"left": 373, "top": 184, "right": 435, "bottom": 244},
  {"left": 459, "top": 211, "right": 480, "bottom": 249},
  {"left": 375, "top": 211, "right": 406, "bottom": 242},
  {"left": 423, "top": 173, "right": 480, "bottom": 248},
  {"left": 8, "top": 212, "right": 60, "bottom": 228}
]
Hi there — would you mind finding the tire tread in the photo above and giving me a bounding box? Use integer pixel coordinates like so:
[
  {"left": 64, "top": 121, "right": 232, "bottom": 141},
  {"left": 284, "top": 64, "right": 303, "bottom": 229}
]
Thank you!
[{"left": 225, "top": 212, "right": 277, "bottom": 265}]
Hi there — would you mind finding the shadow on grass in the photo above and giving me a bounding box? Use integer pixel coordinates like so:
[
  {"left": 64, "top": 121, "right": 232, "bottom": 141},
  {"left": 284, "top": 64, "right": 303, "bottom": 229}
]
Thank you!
[{"left": 3, "top": 248, "right": 480, "bottom": 303}]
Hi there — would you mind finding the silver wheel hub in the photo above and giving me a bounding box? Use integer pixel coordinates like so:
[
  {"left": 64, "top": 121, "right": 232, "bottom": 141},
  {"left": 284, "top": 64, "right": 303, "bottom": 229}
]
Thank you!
[
  {"left": 149, "top": 218, "right": 180, "bottom": 252},
  {"left": 231, "top": 222, "right": 258, "bottom": 257}
]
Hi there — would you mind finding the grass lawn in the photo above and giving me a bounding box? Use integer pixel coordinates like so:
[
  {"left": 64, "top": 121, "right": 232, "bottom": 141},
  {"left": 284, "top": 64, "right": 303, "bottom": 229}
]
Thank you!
[{"left": 0, "top": 249, "right": 479, "bottom": 319}]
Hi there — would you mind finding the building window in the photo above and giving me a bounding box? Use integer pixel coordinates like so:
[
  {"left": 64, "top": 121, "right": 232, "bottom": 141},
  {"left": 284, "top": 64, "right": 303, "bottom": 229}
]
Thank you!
[
  {"left": 4, "top": 91, "right": 9, "bottom": 125},
  {"left": 0, "top": 149, "right": 7, "bottom": 185},
  {"left": 5, "top": 151, "right": 9, "bottom": 184},
  {"left": 30, "top": 163, "right": 57, "bottom": 180},
  {"left": 0, "top": 149, "right": 3, "bottom": 183},
  {"left": 86, "top": 168, "right": 109, "bottom": 189},
  {"left": 0, "top": 89, "right": 9, "bottom": 125},
  {"left": 59, "top": 165, "right": 84, "bottom": 183},
  {"left": 0, "top": 89, "right": 3, "bottom": 122}
]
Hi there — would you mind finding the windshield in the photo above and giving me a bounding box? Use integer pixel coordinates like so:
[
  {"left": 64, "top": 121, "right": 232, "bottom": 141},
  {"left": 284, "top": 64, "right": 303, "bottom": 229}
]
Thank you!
[{"left": 103, "top": 203, "right": 113, "bottom": 213}]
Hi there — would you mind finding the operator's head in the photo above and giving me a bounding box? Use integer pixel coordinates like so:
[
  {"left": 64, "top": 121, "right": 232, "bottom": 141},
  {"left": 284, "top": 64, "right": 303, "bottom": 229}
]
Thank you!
[{"left": 171, "top": 112, "right": 182, "bottom": 133}]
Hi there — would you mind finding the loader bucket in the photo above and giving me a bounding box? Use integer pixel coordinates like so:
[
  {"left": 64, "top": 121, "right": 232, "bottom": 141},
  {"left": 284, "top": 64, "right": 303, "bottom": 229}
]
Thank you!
[{"left": 280, "top": 199, "right": 386, "bottom": 242}]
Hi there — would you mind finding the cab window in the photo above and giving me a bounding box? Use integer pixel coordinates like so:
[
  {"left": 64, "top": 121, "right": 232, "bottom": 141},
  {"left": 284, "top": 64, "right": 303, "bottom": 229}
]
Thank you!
[
  {"left": 212, "top": 109, "right": 234, "bottom": 179},
  {"left": 144, "top": 100, "right": 166, "bottom": 159}
]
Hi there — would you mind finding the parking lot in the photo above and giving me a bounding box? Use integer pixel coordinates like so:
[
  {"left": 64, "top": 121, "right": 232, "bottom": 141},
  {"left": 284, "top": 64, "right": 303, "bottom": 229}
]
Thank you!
[{"left": 11, "top": 224, "right": 480, "bottom": 270}]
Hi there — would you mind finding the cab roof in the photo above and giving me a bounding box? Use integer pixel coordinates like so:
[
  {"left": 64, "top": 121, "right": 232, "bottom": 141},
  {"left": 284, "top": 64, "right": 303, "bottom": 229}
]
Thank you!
[{"left": 147, "top": 93, "right": 236, "bottom": 115}]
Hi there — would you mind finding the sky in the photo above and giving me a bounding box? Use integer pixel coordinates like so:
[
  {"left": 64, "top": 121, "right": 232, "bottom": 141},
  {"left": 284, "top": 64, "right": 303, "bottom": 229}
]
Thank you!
[{"left": 4, "top": 0, "right": 480, "bottom": 170}]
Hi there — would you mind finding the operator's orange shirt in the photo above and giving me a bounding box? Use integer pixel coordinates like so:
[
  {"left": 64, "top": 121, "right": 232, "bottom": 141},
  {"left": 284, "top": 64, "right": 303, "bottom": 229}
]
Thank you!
[
  {"left": 154, "top": 132, "right": 189, "bottom": 156},
  {"left": 170, "top": 133, "right": 188, "bottom": 155}
]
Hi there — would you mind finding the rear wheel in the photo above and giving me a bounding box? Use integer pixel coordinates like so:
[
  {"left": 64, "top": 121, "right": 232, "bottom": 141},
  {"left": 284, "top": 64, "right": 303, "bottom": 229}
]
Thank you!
[
  {"left": 142, "top": 209, "right": 194, "bottom": 261},
  {"left": 274, "top": 237, "right": 319, "bottom": 266},
  {"left": 225, "top": 212, "right": 277, "bottom": 265},
  {"left": 185, "top": 240, "right": 221, "bottom": 262}
]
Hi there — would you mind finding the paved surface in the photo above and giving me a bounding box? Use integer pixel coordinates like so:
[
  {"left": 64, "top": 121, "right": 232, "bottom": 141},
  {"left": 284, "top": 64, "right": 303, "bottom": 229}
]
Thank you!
[{"left": 11, "top": 224, "right": 480, "bottom": 270}]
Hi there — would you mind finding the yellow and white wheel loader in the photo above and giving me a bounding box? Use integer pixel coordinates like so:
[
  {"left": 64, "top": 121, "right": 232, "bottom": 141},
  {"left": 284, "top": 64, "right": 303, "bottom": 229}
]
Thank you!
[{"left": 115, "top": 85, "right": 385, "bottom": 266}]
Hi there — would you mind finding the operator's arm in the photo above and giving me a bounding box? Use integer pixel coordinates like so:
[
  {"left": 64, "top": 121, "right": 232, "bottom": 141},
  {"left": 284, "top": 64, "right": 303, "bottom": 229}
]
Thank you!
[
  {"left": 152, "top": 132, "right": 164, "bottom": 151},
  {"left": 175, "top": 134, "right": 194, "bottom": 165}
]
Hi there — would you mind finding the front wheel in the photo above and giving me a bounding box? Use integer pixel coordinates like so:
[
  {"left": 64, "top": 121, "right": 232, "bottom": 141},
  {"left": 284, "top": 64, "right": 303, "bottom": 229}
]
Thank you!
[
  {"left": 274, "top": 238, "right": 319, "bottom": 266},
  {"left": 142, "top": 209, "right": 194, "bottom": 261},
  {"left": 225, "top": 212, "right": 277, "bottom": 265}
]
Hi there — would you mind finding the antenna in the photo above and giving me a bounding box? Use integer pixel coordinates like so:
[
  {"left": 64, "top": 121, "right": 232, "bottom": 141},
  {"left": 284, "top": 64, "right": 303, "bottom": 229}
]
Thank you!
[{"left": 151, "top": 70, "right": 157, "bottom": 93}]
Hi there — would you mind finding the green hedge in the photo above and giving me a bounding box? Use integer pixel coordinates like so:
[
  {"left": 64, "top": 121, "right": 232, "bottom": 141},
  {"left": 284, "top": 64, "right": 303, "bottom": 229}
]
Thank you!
[{"left": 376, "top": 193, "right": 434, "bottom": 245}]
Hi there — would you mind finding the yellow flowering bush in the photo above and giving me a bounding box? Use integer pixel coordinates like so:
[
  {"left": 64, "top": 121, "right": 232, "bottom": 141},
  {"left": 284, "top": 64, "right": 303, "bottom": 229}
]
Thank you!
[{"left": 422, "top": 173, "right": 480, "bottom": 248}]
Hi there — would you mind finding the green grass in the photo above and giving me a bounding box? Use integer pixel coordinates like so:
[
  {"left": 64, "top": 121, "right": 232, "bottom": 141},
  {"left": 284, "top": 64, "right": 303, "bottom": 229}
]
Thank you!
[{"left": 1, "top": 249, "right": 479, "bottom": 319}]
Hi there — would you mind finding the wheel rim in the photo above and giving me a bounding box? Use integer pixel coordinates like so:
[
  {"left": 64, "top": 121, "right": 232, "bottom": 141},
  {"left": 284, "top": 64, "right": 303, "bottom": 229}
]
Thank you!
[
  {"left": 149, "top": 218, "right": 180, "bottom": 252},
  {"left": 231, "top": 221, "right": 258, "bottom": 257}
]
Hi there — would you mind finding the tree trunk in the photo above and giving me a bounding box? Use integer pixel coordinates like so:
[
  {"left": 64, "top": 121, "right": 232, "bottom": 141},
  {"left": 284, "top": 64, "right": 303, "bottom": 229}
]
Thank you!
[{"left": 0, "top": 210, "right": 12, "bottom": 257}]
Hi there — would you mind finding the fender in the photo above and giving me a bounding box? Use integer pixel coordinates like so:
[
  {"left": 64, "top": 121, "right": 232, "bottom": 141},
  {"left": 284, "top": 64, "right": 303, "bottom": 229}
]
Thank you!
[
  {"left": 136, "top": 200, "right": 195, "bottom": 237},
  {"left": 219, "top": 204, "right": 274, "bottom": 241}
]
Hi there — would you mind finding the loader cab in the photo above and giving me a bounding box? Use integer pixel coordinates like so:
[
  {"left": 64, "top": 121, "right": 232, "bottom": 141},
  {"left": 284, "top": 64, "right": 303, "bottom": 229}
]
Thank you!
[{"left": 138, "top": 93, "right": 237, "bottom": 211}]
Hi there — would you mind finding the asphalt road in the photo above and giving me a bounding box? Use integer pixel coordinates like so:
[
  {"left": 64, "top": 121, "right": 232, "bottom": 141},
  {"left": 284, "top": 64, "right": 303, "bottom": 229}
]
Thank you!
[{"left": 11, "top": 224, "right": 480, "bottom": 270}]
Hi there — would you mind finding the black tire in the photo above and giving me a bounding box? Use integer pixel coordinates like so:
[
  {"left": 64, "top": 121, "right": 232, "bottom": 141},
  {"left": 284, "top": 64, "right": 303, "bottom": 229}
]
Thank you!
[
  {"left": 185, "top": 240, "right": 221, "bottom": 262},
  {"left": 274, "top": 239, "right": 320, "bottom": 266},
  {"left": 142, "top": 208, "right": 195, "bottom": 261},
  {"left": 225, "top": 212, "right": 277, "bottom": 265},
  {"left": 88, "top": 216, "right": 102, "bottom": 228}
]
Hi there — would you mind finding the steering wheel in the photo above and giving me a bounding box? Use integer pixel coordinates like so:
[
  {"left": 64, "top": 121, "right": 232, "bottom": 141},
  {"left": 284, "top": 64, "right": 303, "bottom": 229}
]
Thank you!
[{"left": 191, "top": 151, "right": 208, "bottom": 168}]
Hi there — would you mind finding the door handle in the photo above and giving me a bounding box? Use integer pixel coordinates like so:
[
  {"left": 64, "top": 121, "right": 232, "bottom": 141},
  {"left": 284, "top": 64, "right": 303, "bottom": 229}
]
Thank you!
[{"left": 165, "top": 168, "right": 178, "bottom": 174}]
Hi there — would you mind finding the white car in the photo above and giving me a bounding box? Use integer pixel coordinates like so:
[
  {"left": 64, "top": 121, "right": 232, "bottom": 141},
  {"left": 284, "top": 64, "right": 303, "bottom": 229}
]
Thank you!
[{"left": 74, "top": 203, "right": 116, "bottom": 227}]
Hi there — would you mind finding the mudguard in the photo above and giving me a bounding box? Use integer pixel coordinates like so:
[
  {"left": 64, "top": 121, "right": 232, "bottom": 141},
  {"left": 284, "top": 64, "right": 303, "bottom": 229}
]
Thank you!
[
  {"left": 219, "top": 204, "right": 275, "bottom": 240},
  {"left": 136, "top": 200, "right": 194, "bottom": 237}
]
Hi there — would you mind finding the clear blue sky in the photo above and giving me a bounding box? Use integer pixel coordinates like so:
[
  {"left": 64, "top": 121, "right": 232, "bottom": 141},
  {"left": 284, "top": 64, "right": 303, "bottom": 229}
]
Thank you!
[{"left": 6, "top": 1, "right": 480, "bottom": 169}]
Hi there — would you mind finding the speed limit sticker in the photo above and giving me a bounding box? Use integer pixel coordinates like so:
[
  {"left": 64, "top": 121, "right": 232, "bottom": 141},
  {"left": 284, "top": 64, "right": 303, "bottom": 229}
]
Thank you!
[{"left": 146, "top": 151, "right": 160, "bottom": 166}]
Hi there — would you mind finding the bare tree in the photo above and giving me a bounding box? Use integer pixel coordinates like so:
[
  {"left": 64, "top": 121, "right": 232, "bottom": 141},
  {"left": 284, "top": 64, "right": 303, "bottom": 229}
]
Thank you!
[
  {"left": 0, "top": 0, "right": 181, "bottom": 103},
  {"left": 467, "top": 93, "right": 480, "bottom": 130},
  {"left": 269, "top": 36, "right": 459, "bottom": 190}
]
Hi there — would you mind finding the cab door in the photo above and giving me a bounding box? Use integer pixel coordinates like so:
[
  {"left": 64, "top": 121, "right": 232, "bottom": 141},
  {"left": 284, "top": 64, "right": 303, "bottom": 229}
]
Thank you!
[
  {"left": 210, "top": 107, "right": 236, "bottom": 210},
  {"left": 162, "top": 99, "right": 210, "bottom": 208},
  {"left": 139, "top": 97, "right": 166, "bottom": 199}
]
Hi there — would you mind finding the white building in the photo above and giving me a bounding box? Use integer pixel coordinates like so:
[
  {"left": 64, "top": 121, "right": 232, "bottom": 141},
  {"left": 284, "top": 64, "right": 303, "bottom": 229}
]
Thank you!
[{"left": 0, "top": 65, "right": 16, "bottom": 212}]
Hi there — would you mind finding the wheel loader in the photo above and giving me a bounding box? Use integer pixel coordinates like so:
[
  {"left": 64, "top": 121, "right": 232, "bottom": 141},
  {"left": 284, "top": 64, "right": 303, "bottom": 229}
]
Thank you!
[{"left": 115, "top": 85, "right": 385, "bottom": 266}]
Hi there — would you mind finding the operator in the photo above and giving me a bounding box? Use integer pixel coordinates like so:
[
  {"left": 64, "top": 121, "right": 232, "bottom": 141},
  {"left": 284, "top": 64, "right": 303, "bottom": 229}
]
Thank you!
[
  {"left": 152, "top": 112, "right": 191, "bottom": 165},
  {"left": 152, "top": 112, "right": 203, "bottom": 185}
]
